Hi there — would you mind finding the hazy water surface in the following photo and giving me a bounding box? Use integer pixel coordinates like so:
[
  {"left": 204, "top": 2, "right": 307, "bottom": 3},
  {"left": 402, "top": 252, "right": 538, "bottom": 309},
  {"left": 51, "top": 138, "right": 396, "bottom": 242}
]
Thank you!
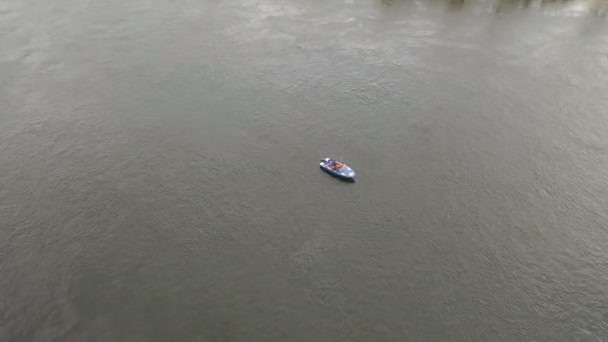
[{"left": 2, "top": 0, "right": 608, "bottom": 340}]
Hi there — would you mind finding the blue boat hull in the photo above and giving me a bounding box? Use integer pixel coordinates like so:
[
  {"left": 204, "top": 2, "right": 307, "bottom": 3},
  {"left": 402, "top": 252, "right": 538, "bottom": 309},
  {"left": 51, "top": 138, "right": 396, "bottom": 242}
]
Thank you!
[{"left": 319, "top": 158, "right": 356, "bottom": 181}]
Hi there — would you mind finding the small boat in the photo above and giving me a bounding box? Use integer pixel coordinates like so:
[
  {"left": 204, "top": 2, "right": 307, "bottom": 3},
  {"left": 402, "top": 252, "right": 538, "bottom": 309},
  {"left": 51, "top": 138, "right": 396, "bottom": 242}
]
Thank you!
[{"left": 320, "top": 158, "right": 356, "bottom": 181}]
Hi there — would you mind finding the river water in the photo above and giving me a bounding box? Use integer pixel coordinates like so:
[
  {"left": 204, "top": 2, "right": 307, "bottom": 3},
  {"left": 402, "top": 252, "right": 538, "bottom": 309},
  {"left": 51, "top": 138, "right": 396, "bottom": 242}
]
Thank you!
[{"left": 2, "top": 0, "right": 608, "bottom": 340}]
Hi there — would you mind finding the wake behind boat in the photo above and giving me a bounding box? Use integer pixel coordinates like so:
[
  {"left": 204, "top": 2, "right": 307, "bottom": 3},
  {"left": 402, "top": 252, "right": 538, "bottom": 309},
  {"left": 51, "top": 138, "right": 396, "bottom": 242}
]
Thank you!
[{"left": 320, "top": 158, "right": 356, "bottom": 181}]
